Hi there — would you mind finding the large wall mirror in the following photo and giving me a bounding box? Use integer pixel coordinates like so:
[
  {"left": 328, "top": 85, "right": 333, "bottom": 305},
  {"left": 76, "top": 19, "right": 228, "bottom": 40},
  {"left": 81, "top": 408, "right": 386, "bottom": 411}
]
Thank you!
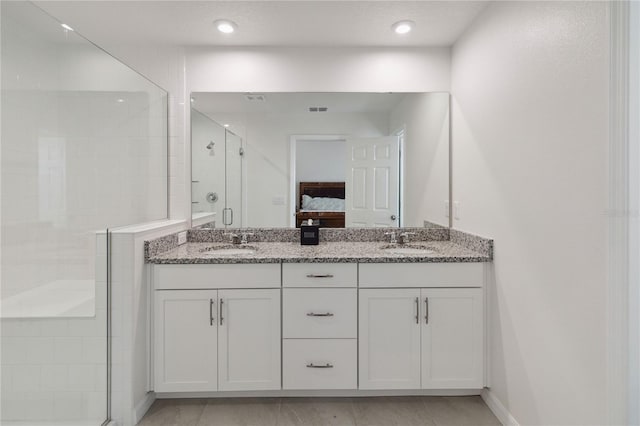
[{"left": 191, "top": 92, "right": 450, "bottom": 229}]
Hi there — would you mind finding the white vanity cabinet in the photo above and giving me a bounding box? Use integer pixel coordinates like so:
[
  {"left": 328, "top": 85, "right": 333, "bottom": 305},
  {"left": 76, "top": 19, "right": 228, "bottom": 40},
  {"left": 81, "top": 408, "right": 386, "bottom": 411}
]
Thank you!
[
  {"left": 154, "top": 289, "right": 218, "bottom": 392},
  {"left": 151, "top": 259, "right": 487, "bottom": 395},
  {"left": 358, "top": 263, "right": 484, "bottom": 390},
  {"left": 358, "top": 288, "right": 422, "bottom": 389},
  {"left": 153, "top": 264, "right": 281, "bottom": 393},
  {"left": 282, "top": 263, "right": 358, "bottom": 390}
]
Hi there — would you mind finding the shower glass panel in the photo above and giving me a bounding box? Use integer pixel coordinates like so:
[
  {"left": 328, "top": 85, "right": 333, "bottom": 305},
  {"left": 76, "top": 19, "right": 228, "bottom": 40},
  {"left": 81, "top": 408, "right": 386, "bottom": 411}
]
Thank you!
[
  {"left": 225, "top": 130, "right": 243, "bottom": 228},
  {"left": 191, "top": 109, "right": 226, "bottom": 224},
  {"left": 191, "top": 109, "right": 243, "bottom": 228},
  {"left": 1, "top": 2, "right": 168, "bottom": 424}
]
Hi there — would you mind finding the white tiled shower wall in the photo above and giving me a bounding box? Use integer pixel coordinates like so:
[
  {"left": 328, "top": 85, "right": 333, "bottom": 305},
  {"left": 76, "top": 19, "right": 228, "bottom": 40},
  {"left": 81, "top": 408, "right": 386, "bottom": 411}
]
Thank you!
[
  {"left": 1, "top": 3, "right": 169, "bottom": 423},
  {"left": 0, "top": 235, "right": 107, "bottom": 422},
  {"left": 1, "top": 90, "right": 166, "bottom": 299}
]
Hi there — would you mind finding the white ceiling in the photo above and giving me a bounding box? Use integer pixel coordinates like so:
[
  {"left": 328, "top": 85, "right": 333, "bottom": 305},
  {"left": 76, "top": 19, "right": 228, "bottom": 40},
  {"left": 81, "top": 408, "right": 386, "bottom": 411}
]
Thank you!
[{"left": 35, "top": 1, "right": 488, "bottom": 47}]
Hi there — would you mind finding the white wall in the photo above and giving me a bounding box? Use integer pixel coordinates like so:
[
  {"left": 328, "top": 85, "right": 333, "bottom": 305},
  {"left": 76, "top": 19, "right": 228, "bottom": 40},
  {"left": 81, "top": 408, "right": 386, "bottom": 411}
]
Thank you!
[
  {"left": 296, "top": 139, "right": 346, "bottom": 185},
  {"left": 390, "top": 93, "right": 450, "bottom": 227},
  {"left": 630, "top": 3, "right": 640, "bottom": 422},
  {"left": 451, "top": 2, "right": 608, "bottom": 425},
  {"left": 186, "top": 47, "right": 451, "bottom": 93}
]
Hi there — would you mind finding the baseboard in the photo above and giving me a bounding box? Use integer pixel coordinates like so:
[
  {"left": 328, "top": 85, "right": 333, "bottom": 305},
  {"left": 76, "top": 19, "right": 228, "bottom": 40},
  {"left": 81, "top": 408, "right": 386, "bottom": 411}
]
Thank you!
[
  {"left": 481, "top": 388, "right": 519, "bottom": 426},
  {"left": 156, "top": 389, "right": 483, "bottom": 399},
  {"left": 133, "top": 392, "right": 156, "bottom": 425}
]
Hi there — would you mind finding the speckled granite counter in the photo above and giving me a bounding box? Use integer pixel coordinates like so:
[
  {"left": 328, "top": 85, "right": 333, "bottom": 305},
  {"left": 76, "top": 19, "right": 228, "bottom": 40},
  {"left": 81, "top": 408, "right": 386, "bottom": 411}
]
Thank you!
[{"left": 147, "top": 240, "right": 490, "bottom": 264}]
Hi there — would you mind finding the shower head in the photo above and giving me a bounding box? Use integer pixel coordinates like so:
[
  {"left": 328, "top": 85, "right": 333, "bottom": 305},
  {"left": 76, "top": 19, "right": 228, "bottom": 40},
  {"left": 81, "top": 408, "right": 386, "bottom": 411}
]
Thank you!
[{"left": 206, "top": 141, "right": 215, "bottom": 150}]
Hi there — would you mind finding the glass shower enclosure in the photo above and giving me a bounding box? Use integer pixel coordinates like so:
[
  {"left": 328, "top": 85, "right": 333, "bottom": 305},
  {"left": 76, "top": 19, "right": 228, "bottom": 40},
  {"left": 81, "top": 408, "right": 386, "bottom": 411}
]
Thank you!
[
  {"left": 191, "top": 109, "right": 243, "bottom": 228},
  {"left": 1, "top": 2, "right": 168, "bottom": 424}
]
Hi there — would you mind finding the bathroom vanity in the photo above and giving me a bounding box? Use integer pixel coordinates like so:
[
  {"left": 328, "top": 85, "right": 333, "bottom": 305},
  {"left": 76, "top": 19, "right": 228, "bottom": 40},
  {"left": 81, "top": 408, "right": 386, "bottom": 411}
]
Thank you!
[{"left": 146, "top": 229, "right": 491, "bottom": 397}]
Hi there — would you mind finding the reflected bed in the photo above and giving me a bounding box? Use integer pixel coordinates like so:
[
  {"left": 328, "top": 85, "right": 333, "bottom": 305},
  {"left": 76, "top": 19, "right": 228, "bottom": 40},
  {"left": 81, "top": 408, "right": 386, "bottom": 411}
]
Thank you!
[{"left": 295, "top": 182, "right": 345, "bottom": 228}]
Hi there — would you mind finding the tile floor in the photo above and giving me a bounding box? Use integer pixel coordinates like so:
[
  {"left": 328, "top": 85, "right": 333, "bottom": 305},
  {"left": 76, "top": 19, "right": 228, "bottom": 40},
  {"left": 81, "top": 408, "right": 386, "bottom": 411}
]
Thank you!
[{"left": 138, "top": 396, "right": 501, "bottom": 426}]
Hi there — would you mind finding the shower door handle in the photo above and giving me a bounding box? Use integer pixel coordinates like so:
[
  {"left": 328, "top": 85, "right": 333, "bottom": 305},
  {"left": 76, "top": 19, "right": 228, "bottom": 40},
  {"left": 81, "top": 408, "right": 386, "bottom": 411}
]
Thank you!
[{"left": 223, "top": 208, "right": 233, "bottom": 226}]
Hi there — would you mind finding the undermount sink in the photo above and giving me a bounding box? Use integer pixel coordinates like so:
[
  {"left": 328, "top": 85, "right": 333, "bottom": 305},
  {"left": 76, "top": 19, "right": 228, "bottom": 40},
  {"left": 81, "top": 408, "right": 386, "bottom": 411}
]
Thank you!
[
  {"left": 380, "top": 244, "right": 437, "bottom": 255},
  {"left": 201, "top": 245, "right": 258, "bottom": 256}
]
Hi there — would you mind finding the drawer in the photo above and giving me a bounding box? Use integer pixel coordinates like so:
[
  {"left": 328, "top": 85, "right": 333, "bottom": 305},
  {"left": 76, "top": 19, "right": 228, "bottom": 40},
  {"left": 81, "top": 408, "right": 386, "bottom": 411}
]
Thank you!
[
  {"left": 153, "top": 264, "right": 281, "bottom": 290},
  {"left": 359, "top": 263, "right": 484, "bottom": 288},
  {"left": 282, "top": 263, "right": 357, "bottom": 287},
  {"left": 283, "top": 339, "right": 357, "bottom": 390},
  {"left": 283, "top": 288, "right": 356, "bottom": 338}
]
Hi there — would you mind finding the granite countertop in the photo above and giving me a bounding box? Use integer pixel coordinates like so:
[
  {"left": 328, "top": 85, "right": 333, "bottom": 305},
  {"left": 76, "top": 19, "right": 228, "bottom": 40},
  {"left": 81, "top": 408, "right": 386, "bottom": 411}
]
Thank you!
[{"left": 147, "top": 241, "right": 490, "bottom": 264}]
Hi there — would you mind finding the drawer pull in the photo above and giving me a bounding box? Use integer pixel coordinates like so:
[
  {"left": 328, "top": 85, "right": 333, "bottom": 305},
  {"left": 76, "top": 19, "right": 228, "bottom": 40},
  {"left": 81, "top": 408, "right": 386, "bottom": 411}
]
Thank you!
[
  {"left": 306, "top": 312, "right": 334, "bottom": 317},
  {"left": 305, "top": 274, "right": 334, "bottom": 278},
  {"left": 306, "top": 363, "right": 334, "bottom": 369}
]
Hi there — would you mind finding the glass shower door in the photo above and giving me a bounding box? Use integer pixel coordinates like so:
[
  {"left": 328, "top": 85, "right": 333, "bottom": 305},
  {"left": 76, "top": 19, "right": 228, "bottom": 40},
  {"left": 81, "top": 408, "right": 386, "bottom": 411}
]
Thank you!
[
  {"left": 191, "top": 109, "right": 226, "bottom": 224},
  {"left": 0, "top": 2, "right": 168, "bottom": 424},
  {"left": 224, "top": 130, "right": 243, "bottom": 228}
]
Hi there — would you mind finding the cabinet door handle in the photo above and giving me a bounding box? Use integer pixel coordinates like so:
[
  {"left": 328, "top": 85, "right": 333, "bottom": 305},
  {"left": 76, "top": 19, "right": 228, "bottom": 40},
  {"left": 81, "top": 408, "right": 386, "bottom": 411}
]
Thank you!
[
  {"left": 425, "top": 297, "right": 429, "bottom": 324},
  {"left": 306, "top": 312, "right": 334, "bottom": 317},
  {"left": 305, "top": 274, "right": 334, "bottom": 278},
  {"left": 209, "top": 298, "right": 215, "bottom": 326},
  {"left": 219, "top": 298, "right": 224, "bottom": 325},
  {"left": 306, "top": 363, "right": 334, "bottom": 368},
  {"left": 415, "top": 297, "right": 419, "bottom": 324}
]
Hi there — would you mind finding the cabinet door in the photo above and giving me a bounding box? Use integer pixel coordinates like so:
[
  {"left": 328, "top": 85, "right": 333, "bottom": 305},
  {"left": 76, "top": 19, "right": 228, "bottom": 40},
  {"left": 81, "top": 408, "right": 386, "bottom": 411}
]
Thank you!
[
  {"left": 154, "top": 290, "right": 218, "bottom": 392},
  {"left": 218, "top": 289, "right": 281, "bottom": 390},
  {"left": 359, "top": 288, "right": 421, "bottom": 389},
  {"left": 421, "top": 288, "right": 483, "bottom": 389}
]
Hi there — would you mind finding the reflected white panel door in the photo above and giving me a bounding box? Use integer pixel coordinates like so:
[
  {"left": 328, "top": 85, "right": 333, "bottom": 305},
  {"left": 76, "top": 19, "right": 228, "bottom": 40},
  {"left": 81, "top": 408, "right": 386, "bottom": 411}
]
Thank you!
[
  {"left": 218, "top": 289, "right": 281, "bottom": 390},
  {"left": 345, "top": 136, "right": 399, "bottom": 227},
  {"left": 154, "top": 290, "right": 218, "bottom": 392},
  {"left": 421, "top": 288, "right": 484, "bottom": 389},
  {"left": 359, "top": 289, "right": 421, "bottom": 389}
]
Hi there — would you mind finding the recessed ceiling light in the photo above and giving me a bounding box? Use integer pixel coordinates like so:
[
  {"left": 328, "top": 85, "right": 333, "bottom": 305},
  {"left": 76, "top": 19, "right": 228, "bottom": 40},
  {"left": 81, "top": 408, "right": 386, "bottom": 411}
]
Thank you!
[
  {"left": 223, "top": 124, "right": 230, "bottom": 128},
  {"left": 392, "top": 20, "right": 414, "bottom": 35},
  {"left": 214, "top": 19, "right": 237, "bottom": 34},
  {"left": 116, "top": 98, "right": 125, "bottom": 103},
  {"left": 61, "top": 23, "right": 74, "bottom": 32}
]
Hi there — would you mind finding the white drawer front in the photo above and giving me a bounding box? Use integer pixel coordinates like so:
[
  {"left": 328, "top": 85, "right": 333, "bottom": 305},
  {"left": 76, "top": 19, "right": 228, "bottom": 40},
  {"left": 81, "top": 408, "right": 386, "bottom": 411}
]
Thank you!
[
  {"left": 154, "top": 264, "right": 281, "bottom": 290},
  {"left": 359, "top": 263, "right": 484, "bottom": 288},
  {"left": 283, "top": 288, "right": 357, "bottom": 338},
  {"left": 282, "top": 263, "right": 357, "bottom": 287},
  {"left": 283, "top": 339, "right": 357, "bottom": 390}
]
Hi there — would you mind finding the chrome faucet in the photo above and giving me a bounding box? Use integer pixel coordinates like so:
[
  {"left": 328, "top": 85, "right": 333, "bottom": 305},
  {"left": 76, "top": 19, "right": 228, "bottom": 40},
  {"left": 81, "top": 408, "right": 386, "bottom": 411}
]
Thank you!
[
  {"left": 384, "top": 231, "right": 397, "bottom": 244},
  {"left": 398, "top": 232, "right": 416, "bottom": 244},
  {"left": 223, "top": 232, "right": 240, "bottom": 244},
  {"left": 240, "top": 233, "right": 254, "bottom": 245}
]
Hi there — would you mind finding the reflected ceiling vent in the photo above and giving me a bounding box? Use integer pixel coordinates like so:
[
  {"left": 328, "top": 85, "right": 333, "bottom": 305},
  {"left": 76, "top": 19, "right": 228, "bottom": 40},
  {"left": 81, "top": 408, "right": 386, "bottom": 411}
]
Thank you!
[
  {"left": 244, "top": 94, "right": 266, "bottom": 102},
  {"left": 309, "top": 107, "right": 328, "bottom": 112}
]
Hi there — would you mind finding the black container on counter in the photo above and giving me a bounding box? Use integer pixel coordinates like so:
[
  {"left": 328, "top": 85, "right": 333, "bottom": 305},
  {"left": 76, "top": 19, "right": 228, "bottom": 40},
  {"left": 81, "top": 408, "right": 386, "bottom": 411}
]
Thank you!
[{"left": 300, "top": 220, "right": 320, "bottom": 245}]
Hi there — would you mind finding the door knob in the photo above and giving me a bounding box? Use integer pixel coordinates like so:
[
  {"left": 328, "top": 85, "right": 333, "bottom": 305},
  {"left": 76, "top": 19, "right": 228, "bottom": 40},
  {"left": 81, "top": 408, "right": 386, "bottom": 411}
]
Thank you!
[{"left": 390, "top": 215, "right": 397, "bottom": 221}]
